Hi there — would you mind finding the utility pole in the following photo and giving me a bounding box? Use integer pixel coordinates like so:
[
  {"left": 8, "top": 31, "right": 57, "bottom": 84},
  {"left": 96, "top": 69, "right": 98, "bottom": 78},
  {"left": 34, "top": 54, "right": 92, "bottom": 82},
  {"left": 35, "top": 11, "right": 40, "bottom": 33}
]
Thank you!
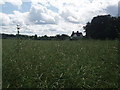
[
  {"left": 16, "top": 24, "right": 21, "bottom": 54},
  {"left": 17, "top": 24, "right": 20, "bottom": 35}
]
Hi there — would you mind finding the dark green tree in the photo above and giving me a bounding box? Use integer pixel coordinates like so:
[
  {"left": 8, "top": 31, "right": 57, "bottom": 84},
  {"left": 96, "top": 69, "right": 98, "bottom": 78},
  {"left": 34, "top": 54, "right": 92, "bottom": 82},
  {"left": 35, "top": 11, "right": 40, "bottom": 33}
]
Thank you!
[
  {"left": 34, "top": 34, "right": 37, "bottom": 40},
  {"left": 84, "top": 15, "right": 120, "bottom": 39}
]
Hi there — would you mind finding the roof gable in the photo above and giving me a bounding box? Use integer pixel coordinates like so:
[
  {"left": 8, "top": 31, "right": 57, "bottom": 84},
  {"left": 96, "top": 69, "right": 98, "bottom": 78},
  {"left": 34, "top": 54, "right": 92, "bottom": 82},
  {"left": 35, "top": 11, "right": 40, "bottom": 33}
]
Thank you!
[{"left": 71, "top": 31, "right": 83, "bottom": 37}]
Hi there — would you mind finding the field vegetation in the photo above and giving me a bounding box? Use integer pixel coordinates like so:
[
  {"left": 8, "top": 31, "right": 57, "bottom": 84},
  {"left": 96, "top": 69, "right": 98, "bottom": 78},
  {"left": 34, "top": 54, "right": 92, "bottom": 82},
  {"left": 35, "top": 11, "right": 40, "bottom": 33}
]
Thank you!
[{"left": 2, "top": 39, "right": 119, "bottom": 88}]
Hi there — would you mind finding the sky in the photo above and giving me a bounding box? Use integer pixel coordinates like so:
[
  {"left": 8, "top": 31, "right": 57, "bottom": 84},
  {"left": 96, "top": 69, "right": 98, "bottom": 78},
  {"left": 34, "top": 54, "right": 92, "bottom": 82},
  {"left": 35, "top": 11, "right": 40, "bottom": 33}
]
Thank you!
[{"left": 0, "top": 0, "right": 119, "bottom": 36}]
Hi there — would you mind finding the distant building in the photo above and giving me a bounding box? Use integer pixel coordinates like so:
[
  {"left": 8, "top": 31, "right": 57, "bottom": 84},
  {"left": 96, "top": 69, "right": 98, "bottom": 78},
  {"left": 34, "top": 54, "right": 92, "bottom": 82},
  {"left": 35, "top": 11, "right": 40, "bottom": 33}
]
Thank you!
[{"left": 71, "top": 31, "right": 83, "bottom": 40}]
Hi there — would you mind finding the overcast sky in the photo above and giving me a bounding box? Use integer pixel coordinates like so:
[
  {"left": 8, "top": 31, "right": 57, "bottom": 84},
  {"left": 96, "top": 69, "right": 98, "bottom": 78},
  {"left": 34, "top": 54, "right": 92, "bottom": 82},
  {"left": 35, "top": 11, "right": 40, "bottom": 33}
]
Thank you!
[{"left": 0, "top": 0, "right": 119, "bottom": 36}]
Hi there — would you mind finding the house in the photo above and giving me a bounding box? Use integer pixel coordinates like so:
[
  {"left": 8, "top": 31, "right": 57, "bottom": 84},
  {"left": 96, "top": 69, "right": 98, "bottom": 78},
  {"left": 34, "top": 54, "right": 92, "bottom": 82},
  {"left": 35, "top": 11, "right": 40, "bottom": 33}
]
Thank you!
[{"left": 71, "top": 31, "right": 83, "bottom": 40}]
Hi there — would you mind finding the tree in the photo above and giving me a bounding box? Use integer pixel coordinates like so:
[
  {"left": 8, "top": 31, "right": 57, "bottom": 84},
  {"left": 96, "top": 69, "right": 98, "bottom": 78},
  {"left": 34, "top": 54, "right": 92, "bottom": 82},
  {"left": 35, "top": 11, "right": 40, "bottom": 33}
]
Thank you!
[
  {"left": 34, "top": 34, "right": 37, "bottom": 40},
  {"left": 83, "top": 22, "right": 91, "bottom": 38},
  {"left": 55, "top": 34, "right": 69, "bottom": 40},
  {"left": 83, "top": 15, "right": 119, "bottom": 39}
]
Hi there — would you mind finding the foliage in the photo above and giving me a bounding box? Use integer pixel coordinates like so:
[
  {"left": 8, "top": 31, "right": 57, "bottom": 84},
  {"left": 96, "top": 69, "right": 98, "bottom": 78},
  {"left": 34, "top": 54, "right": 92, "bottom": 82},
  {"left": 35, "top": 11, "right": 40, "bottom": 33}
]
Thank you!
[
  {"left": 1, "top": 34, "right": 70, "bottom": 40},
  {"left": 84, "top": 15, "right": 120, "bottom": 39},
  {"left": 55, "top": 34, "right": 70, "bottom": 40}
]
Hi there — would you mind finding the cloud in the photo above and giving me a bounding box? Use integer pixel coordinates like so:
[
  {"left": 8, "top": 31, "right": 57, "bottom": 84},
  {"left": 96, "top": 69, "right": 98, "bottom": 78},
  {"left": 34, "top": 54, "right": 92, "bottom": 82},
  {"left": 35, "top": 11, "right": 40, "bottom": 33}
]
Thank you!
[
  {"left": 28, "top": 4, "right": 60, "bottom": 24},
  {"left": 119, "top": 1, "right": 120, "bottom": 16},
  {"left": 0, "top": 0, "right": 119, "bottom": 36},
  {"left": 0, "top": 13, "right": 11, "bottom": 26},
  {"left": 0, "top": 0, "right": 5, "bottom": 5},
  {"left": 67, "top": 16, "right": 80, "bottom": 24},
  {"left": 106, "top": 5, "right": 118, "bottom": 16},
  {"left": 0, "top": 10, "right": 29, "bottom": 26},
  {"left": 9, "top": 11, "right": 28, "bottom": 25}
]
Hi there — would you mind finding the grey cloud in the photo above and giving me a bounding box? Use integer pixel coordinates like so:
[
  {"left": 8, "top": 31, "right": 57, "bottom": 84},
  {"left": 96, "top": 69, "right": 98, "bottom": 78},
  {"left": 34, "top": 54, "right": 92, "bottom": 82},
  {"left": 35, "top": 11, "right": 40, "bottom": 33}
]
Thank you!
[
  {"left": 60, "top": 10, "right": 80, "bottom": 24},
  {"left": 118, "top": 1, "right": 120, "bottom": 16},
  {"left": 49, "top": 29, "right": 57, "bottom": 32},
  {"left": 67, "top": 16, "right": 80, "bottom": 24},
  {"left": 106, "top": 5, "right": 118, "bottom": 17}
]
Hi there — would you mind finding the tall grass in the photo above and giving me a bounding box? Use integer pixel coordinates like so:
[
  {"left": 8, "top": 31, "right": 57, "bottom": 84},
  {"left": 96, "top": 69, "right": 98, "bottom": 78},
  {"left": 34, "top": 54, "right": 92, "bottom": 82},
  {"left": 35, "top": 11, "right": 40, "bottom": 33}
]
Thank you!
[
  {"left": 0, "top": 38, "right": 2, "bottom": 89},
  {"left": 2, "top": 39, "right": 119, "bottom": 88}
]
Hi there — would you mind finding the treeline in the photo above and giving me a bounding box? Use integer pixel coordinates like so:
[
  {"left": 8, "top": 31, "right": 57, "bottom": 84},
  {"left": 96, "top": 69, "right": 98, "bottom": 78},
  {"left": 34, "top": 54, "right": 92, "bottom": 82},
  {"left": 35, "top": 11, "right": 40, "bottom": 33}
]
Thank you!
[
  {"left": 84, "top": 15, "right": 120, "bottom": 40},
  {"left": 1, "top": 33, "right": 70, "bottom": 40}
]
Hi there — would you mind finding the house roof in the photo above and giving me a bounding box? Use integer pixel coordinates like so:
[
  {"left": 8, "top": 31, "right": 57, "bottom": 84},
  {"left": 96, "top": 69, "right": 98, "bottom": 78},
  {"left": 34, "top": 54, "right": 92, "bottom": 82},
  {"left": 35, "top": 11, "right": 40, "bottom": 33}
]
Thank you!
[{"left": 71, "top": 31, "right": 83, "bottom": 37}]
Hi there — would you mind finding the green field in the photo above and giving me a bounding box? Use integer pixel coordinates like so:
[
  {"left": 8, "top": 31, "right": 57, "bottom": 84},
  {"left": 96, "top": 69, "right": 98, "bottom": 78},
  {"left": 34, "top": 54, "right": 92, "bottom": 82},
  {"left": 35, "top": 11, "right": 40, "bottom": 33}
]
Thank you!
[{"left": 2, "top": 39, "right": 119, "bottom": 88}]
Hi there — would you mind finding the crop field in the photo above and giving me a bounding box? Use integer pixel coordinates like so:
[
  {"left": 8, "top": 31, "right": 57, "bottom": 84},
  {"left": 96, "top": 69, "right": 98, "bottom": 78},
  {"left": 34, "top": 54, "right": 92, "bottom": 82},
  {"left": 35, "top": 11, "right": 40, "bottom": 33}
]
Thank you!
[{"left": 2, "top": 39, "right": 120, "bottom": 88}]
